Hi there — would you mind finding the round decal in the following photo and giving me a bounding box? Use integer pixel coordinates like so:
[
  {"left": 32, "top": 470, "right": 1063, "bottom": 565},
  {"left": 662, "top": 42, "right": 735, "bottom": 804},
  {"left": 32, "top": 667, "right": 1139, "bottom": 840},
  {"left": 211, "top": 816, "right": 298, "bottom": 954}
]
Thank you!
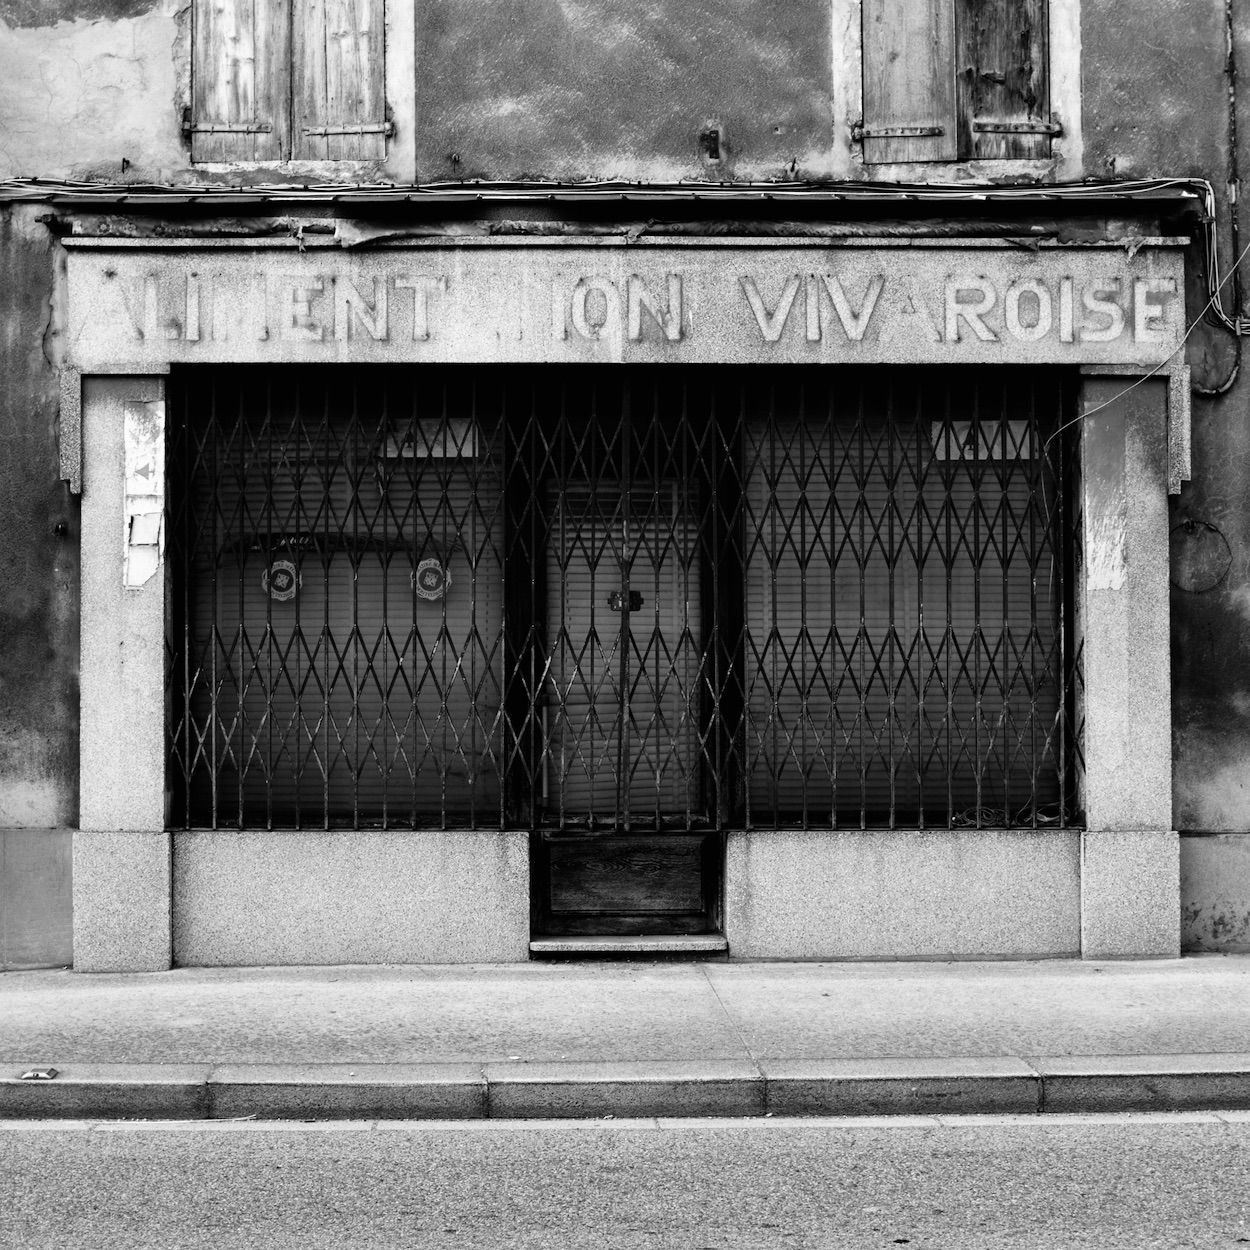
[
  {"left": 261, "top": 558, "right": 300, "bottom": 602},
  {"left": 414, "top": 557, "right": 451, "bottom": 601}
]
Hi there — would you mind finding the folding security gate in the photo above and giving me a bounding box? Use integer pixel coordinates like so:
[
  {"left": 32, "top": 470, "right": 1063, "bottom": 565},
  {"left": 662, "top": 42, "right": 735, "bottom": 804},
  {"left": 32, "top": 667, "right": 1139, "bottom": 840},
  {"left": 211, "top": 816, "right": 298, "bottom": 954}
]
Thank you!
[{"left": 168, "top": 365, "right": 1077, "bottom": 936}]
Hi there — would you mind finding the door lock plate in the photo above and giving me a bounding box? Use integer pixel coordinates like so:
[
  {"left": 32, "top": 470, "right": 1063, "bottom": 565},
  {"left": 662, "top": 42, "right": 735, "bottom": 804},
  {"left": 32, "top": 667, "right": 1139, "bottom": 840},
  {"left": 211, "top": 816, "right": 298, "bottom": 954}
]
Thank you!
[{"left": 607, "top": 590, "right": 644, "bottom": 613}]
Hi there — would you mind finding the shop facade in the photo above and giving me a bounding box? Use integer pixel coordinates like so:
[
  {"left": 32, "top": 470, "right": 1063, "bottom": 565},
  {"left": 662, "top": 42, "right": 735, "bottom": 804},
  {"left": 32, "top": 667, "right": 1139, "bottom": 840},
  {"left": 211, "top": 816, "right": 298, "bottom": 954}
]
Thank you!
[{"left": 61, "top": 230, "right": 1184, "bottom": 968}]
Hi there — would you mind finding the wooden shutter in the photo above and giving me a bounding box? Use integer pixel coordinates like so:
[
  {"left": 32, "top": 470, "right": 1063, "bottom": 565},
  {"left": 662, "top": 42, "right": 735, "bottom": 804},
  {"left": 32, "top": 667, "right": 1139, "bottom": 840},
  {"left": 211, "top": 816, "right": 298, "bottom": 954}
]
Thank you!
[
  {"left": 191, "top": 0, "right": 290, "bottom": 162},
  {"left": 293, "top": 0, "right": 389, "bottom": 161},
  {"left": 861, "top": 0, "right": 957, "bottom": 164},
  {"left": 956, "top": 0, "right": 1052, "bottom": 159}
]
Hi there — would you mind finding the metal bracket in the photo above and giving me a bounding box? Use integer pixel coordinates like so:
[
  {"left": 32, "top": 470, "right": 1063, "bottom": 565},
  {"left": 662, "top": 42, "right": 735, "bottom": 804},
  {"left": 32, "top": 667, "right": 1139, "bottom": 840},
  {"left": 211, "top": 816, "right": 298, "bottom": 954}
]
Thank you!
[
  {"left": 302, "top": 120, "right": 395, "bottom": 138},
  {"left": 972, "top": 119, "right": 1063, "bottom": 136},
  {"left": 851, "top": 122, "right": 944, "bottom": 142},
  {"left": 182, "top": 108, "right": 273, "bottom": 136}
]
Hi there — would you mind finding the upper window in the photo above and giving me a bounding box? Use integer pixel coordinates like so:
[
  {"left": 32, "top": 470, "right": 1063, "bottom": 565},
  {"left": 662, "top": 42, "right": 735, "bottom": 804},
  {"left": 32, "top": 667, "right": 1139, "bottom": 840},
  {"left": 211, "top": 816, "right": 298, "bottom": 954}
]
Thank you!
[
  {"left": 189, "top": 0, "right": 388, "bottom": 162},
  {"left": 860, "top": 0, "right": 1053, "bottom": 163}
]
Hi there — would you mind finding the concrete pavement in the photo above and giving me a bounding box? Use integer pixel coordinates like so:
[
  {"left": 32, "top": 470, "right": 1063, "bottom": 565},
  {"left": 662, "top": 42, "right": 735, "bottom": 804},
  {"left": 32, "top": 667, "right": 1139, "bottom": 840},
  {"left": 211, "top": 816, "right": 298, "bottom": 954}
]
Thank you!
[{"left": 3, "top": 955, "right": 1250, "bottom": 1119}]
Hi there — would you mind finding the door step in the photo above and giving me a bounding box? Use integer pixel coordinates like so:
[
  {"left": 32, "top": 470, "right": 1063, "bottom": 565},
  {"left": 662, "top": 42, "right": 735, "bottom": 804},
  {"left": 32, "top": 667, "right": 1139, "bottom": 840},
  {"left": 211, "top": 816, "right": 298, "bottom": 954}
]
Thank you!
[{"left": 529, "top": 933, "right": 728, "bottom": 957}]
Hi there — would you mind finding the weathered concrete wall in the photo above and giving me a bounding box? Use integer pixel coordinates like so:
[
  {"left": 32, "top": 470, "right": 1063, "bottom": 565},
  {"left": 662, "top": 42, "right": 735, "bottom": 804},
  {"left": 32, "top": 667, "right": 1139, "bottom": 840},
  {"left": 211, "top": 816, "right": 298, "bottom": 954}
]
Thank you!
[
  {"left": 1080, "top": 2, "right": 1250, "bottom": 949},
  {"left": 0, "top": 205, "right": 77, "bottom": 829},
  {"left": 414, "top": 0, "right": 832, "bottom": 182},
  {"left": 1082, "top": 3, "right": 1250, "bottom": 837},
  {"left": 0, "top": 204, "right": 78, "bottom": 967}
]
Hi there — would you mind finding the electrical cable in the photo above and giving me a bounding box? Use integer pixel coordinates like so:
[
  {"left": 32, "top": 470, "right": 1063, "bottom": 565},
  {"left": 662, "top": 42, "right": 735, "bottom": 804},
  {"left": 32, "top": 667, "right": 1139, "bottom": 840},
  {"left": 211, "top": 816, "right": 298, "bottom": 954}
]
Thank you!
[{"left": 1042, "top": 234, "right": 1250, "bottom": 454}]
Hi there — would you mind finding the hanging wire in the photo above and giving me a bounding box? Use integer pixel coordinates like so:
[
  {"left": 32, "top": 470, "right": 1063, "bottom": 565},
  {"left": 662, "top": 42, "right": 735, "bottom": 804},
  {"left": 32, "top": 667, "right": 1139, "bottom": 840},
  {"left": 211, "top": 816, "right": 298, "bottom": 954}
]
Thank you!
[{"left": 1040, "top": 235, "right": 1250, "bottom": 455}]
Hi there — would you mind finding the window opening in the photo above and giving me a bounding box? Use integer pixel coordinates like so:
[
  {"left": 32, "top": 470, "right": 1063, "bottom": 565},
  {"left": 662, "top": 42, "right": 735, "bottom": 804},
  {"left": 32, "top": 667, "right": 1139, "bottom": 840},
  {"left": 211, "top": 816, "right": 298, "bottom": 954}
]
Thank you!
[{"left": 167, "top": 365, "right": 1078, "bottom": 832}]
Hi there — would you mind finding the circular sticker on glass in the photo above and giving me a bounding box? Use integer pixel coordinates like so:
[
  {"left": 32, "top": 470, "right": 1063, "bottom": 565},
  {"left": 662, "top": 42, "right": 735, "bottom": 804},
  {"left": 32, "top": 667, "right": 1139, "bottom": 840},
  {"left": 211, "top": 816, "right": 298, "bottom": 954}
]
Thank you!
[
  {"left": 261, "top": 558, "right": 300, "bottom": 602},
  {"left": 414, "top": 557, "right": 451, "bottom": 600}
]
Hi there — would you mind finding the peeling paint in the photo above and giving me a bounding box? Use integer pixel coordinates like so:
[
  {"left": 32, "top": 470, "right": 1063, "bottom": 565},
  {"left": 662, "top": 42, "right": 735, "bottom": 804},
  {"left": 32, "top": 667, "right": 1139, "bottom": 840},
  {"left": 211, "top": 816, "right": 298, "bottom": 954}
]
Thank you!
[
  {"left": 1087, "top": 490, "right": 1128, "bottom": 591},
  {"left": 0, "top": 0, "right": 159, "bottom": 26}
]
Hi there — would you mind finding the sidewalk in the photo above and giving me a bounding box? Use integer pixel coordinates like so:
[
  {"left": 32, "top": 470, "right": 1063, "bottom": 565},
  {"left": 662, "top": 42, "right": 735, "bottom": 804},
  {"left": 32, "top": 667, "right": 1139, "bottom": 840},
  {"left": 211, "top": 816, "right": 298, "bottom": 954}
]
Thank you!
[{"left": 3, "top": 955, "right": 1250, "bottom": 1120}]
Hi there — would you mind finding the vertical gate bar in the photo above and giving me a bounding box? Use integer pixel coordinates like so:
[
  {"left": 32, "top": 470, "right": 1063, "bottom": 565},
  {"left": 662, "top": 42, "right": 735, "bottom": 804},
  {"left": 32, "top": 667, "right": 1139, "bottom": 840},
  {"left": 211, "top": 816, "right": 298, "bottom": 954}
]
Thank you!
[
  {"left": 288, "top": 374, "right": 300, "bottom": 832},
  {"left": 379, "top": 384, "right": 391, "bottom": 829},
  {"left": 350, "top": 382, "right": 360, "bottom": 830},
  {"left": 827, "top": 382, "right": 839, "bottom": 832},
  {"left": 798, "top": 380, "right": 810, "bottom": 832},
  {"left": 408, "top": 381, "right": 419, "bottom": 827},
  {"left": 1000, "top": 380, "right": 1010, "bottom": 825},
  {"left": 708, "top": 383, "right": 723, "bottom": 827},
  {"left": 886, "top": 376, "right": 897, "bottom": 828},
  {"left": 618, "top": 380, "right": 632, "bottom": 829},
  {"left": 943, "top": 386, "right": 955, "bottom": 829},
  {"left": 971, "top": 382, "right": 983, "bottom": 826},
  {"left": 555, "top": 377, "right": 568, "bottom": 829},
  {"left": 263, "top": 376, "right": 275, "bottom": 833},
  {"left": 1027, "top": 382, "right": 1040, "bottom": 827},
  {"left": 207, "top": 380, "right": 220, "bottom": 829},
  {"left": 912, "top": 382, "right": 926, "bottom": 829},
  {"left": 856, "top": 382, "right": 868, "bottom": 830}
]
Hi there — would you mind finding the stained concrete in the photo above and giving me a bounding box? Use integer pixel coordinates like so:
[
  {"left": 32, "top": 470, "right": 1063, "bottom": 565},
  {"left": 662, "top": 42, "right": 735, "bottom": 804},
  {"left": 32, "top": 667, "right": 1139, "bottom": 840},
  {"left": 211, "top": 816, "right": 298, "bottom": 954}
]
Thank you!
[
  {"left": 0, "top": 207, "right": 78, "bottom": 832},
  {"left": 1081, "top": 830, "right": 1181, "bottom": 959},
  {"left": 1181, "top": 833, "right": 1250, "bottom": 952},
  {"left": 71, "top": 830, "right": 170, "bottom": 972},
  {"left": 0, "top": 829, "right": 71, "bottom": 971},
  {"left": 172, "top": 831, "right": 530, "bottom": 966},
  {"left": 723, "top": 829, "right": 1081, "bottom": 960}
]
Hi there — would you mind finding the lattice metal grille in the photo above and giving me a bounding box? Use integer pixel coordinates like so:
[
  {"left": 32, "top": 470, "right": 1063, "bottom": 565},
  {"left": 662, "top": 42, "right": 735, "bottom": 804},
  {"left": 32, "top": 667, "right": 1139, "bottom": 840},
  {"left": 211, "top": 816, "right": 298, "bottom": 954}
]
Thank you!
[{"left": 167, "top": 365, "right": 1078, "bottom": 831}]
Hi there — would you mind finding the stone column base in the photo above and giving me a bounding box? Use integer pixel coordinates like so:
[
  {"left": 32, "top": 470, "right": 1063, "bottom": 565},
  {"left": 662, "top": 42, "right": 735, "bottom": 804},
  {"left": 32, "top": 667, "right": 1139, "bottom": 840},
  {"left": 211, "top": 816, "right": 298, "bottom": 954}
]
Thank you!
[
  {"left": 72, "top": 830, "right": 171, "bottom": 972},
  {"left": 1081, "top": 830, "right": 1179, "bottom": 959}
]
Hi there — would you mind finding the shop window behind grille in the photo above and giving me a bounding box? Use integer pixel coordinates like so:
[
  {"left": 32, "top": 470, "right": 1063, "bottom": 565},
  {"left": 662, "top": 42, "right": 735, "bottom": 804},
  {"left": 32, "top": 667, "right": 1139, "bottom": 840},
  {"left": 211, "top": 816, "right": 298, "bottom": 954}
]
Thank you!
[{"left": 167, "top": 365, "right": 1077, "bottom": 832}]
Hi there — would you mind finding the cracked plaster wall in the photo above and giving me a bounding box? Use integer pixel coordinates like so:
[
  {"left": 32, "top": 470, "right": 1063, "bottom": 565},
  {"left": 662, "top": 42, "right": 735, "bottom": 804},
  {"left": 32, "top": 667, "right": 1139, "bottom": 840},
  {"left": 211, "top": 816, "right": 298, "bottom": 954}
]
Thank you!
[{"left": 0, "top": 1, "right": 183, "bottom": 182}]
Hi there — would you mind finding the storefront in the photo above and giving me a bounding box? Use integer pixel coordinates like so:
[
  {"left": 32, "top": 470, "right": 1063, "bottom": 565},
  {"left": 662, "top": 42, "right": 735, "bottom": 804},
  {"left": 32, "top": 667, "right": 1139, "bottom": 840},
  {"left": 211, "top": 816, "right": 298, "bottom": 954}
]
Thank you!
[{"left": 62, "top": 231, "right": 1185, "bottom": 968}]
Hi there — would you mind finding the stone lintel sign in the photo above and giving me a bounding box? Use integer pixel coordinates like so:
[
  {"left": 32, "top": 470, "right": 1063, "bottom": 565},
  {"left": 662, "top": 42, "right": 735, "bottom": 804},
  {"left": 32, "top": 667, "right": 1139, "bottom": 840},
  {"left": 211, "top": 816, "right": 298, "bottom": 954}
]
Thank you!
[{"left": 63, "top": 242, "right": 1185, "bottom": 368}]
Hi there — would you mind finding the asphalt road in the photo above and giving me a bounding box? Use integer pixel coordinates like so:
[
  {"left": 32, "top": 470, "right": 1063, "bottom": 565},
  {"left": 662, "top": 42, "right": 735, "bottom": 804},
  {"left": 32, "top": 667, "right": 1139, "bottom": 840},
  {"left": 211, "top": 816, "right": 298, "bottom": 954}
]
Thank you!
[{"left": 2, "top": 1113, "right": 1248, "bottom": 1249}]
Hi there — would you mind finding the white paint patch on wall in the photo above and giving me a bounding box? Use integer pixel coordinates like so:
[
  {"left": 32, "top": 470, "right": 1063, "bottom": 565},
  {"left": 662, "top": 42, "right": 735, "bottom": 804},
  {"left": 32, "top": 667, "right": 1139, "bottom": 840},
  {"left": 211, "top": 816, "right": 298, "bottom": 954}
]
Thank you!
[{"left": 1087, "top": 487, "right": 1128, "bottom": 591}]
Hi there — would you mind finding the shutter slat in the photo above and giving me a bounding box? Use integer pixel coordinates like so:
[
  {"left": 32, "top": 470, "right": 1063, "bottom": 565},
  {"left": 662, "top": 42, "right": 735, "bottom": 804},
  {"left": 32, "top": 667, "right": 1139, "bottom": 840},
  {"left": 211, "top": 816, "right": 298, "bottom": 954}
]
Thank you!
[
  {"left": 956, "top": 0, "right": 1050, "bottom": 159},
  {"left": 294, "top": 0, "right": 388, "bottom": 161},
  {"left": 861, "top": 0, "right": 957, "bottom": 164}
]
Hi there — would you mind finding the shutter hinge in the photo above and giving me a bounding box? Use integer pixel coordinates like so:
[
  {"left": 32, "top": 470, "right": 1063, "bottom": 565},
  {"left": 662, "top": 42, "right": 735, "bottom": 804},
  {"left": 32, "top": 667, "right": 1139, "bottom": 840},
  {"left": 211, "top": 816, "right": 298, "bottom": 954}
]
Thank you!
[
  {"left": 972, "top": 119, "right": 1063, "bottom": 136},
  {"left": 182, "top": 107, "right": 272, "bottom": 136},
  {"left": 851, "top": 122, "right": 944, "bottom": 142},
  {"left": 302, "top": 120, "right": 395, "bottom": 138}
]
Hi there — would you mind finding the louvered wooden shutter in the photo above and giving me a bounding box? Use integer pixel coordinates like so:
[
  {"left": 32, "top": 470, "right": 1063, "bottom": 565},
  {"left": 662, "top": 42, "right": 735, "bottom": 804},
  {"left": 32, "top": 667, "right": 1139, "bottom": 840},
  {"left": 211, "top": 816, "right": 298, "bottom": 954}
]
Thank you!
[
  {"left": 293, "top": 0, "right": 389, "bottom": 160},
  {"left": 191, "top": 0, "right": 290, "bottom": 162},
  {"left": 861, "top": 0, "right": 957, "bottom": 164},
  {"left": 956, "top": 0, "right": 1052, "bottom": 159}
]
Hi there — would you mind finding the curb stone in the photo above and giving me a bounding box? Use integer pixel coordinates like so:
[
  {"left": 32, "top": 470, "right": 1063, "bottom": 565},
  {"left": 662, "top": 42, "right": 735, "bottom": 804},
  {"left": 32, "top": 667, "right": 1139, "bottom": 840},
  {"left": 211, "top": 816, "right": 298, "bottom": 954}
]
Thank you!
[{"left": 3, "top": 1056, "right": 1250, "bottom": 1120}]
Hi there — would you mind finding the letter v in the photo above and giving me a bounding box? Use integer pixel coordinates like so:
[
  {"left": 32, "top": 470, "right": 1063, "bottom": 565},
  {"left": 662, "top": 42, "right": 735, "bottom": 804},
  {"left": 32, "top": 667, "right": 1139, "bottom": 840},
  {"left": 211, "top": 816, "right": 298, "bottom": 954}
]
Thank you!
[
  {"left": 822, "top": 275, "right": 884, "bottom": 341},
  {"left": 740, "top": 275, "right": 801, "bottom": 342}
]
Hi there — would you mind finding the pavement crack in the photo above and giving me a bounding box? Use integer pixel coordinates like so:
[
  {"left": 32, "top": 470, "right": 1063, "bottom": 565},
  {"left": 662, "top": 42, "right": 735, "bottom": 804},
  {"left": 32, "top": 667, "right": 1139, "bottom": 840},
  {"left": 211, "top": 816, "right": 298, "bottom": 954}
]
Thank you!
[{"left": 698, "top": 966, "right": 758, "bottom": 1066}]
